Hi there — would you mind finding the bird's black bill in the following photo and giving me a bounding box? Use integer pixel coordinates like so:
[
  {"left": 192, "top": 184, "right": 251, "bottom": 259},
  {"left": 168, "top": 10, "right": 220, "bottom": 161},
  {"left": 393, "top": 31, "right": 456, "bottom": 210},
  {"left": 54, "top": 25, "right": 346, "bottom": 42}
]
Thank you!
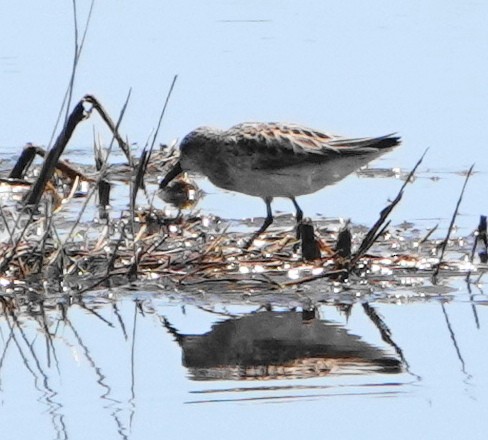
[{"left": 159, "top": 161, "right": 183, "bottom": 189}]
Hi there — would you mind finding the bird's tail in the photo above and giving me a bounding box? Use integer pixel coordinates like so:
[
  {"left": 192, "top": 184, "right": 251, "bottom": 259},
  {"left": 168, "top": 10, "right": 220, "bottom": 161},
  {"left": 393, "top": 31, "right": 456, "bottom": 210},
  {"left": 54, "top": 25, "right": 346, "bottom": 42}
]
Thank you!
[{"left": 328, "top": 133, "right": 401, "bottom": 154}]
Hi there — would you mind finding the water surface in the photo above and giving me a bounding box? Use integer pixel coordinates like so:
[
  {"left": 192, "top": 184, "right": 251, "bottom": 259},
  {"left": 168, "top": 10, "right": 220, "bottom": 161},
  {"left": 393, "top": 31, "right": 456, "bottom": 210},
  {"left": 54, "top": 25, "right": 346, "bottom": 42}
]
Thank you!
[{"left": 1, "top": 286, "right": 487, "bottom": 440}]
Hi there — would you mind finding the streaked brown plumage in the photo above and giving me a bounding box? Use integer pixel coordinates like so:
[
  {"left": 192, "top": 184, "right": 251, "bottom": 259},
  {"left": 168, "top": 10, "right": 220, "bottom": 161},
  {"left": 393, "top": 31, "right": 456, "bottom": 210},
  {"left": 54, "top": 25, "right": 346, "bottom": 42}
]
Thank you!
[{"left": 160, "top": 122, "right": 400, "bottom": 247}]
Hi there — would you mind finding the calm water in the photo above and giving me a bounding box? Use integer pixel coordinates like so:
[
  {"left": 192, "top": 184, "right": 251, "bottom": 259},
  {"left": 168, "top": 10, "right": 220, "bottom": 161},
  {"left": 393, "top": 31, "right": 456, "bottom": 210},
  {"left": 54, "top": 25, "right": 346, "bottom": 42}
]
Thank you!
[
  {"left": 1, "top": 288, "right": 488, "bottom": 440},
  {"left": 1, "top": 1, "right": 488, "bottom": 439}
]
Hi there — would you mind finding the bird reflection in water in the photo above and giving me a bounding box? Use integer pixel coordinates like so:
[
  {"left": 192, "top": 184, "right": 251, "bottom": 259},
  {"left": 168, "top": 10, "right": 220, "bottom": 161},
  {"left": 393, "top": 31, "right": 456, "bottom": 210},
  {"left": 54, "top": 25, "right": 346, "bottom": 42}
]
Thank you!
[{"left": 163, "top": 309, "right": 402, "bottom": 381}]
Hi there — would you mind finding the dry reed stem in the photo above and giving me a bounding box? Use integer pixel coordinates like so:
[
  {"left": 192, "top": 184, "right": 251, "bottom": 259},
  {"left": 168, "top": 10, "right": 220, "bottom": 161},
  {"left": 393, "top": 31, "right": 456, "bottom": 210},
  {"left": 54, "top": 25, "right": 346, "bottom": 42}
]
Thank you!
[
  {"left": 350, "top": 149, "right": 428, "bottom": 268},
  {"left": 433, "top": 164, "right": 475, "bottom": 281}
]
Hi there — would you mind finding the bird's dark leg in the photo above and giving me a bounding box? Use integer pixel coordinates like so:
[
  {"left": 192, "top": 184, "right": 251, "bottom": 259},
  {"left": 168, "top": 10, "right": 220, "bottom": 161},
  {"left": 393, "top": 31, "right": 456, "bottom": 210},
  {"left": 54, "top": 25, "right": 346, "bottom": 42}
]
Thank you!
[
  {"left": 290, "top": 197, "right": 304, "bottom": 239},
  {"left": 244, "top": 197, "right": 274, "bottom": 249}
]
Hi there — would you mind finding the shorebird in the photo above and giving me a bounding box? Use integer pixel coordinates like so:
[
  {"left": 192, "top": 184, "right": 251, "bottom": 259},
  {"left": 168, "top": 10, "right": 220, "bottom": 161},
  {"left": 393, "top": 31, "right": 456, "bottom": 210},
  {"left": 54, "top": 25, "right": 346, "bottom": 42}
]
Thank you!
[{"left": 159, "top": 122, "right": 400, "bottom": 247}]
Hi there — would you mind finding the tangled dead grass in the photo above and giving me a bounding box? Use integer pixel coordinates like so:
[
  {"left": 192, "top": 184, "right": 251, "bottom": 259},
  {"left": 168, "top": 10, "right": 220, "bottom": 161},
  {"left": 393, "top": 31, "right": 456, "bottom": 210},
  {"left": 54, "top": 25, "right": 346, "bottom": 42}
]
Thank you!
[{"left": 0, "top": 95, "right": 485, "bottom": 301}]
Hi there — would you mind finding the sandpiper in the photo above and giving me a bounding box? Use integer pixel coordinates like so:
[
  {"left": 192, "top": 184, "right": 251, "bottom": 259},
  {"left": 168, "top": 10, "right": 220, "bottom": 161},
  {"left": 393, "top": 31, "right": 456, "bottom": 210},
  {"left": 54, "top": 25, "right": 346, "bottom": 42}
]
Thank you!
[{"left": 160, "top": 122, "right": 400, "bottom": 247}]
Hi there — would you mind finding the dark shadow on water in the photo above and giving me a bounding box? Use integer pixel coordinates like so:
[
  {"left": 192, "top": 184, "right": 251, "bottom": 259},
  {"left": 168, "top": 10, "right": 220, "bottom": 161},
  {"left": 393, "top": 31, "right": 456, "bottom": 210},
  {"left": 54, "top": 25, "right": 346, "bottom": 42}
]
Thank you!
[{"left": 163, "top": 309, "right": 402, "bottom": 381}]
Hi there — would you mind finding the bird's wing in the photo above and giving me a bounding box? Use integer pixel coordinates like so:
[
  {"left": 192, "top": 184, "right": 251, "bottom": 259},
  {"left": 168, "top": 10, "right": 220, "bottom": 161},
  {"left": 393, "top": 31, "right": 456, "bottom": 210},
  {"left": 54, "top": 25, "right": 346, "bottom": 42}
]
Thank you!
[
  {"left": 226, "top": 122, "right": 399, "bottom": 161},
  {"left": 227, "top": 122, "right": 338, "bottom": 156}
]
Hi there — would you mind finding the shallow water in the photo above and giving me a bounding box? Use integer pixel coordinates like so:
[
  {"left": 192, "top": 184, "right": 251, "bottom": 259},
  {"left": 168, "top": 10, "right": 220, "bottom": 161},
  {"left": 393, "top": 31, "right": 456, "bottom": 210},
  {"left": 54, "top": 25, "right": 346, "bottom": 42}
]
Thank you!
[
  {"left": 1, "top": 284, "right": 488, "bottom": 440},
  {"left": 1, "top": 1, "right": 488, "bottom": 439}
]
